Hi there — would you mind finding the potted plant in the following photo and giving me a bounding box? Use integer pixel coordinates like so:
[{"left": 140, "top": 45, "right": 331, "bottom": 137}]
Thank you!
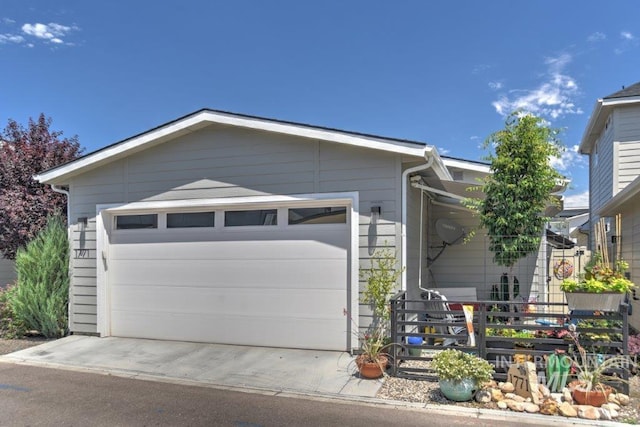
[
  {"left": 565, "top": 323, "right": 634, "bottom": 406},
  {"left": 561, "top": 255, "right": 634, "bottom": 311},
  {"left": 431, "top": 349, "right": 494, "bottom": 401},
  {"left": 354, "top": 322, "right": 405, "bottom": 379}
]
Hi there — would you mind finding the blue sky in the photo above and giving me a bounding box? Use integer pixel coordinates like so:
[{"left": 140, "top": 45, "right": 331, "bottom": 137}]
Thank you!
[{"left": 1, "top": 1, "right": 639, "bottom": 208}]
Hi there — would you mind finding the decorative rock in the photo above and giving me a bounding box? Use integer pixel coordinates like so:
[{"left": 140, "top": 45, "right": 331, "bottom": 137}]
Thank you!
[
  {"left": 602, "top": 402, "right": 620, "bottom": 411},
  {"left": 508, "top": 394, "right": 526, "bottom": 403},
  {"left": 538, "top": 383, "right": 551, "bottom": 398},
  {"left": 487, "top": 380, "right": 498, "bottom": 388},
  {"left": 506, "top": 400, "right": 525, "bottom": 412},
  {"left": 577, "top": 406, "right": 601, "bottom": 420},
  {"left": 497, "top": 400, "right": 508, "bottom": 410},
  {"left": 616, "top": 393, "right": 630, "bottom": 406},
  {"left": 599, "top": 407, "right": 618, "bottom": 420},
  {"left": 539, "top": 397, "right": 558, "bottom": 415},
  {"left": 500, "top": 382, "right": 515, "bottom": 393},
  {"left": 562, "top": 389, "right": 573, "bottom": 404},
  {"left": 524, "top": 403, "right": 540, "bottom": 413},
  {"left": 475, "top": 389, "right": 492, "bottom": 404},
  {"left": 608, "top": 393, "right": 621, "bottom": 405},
  {"left": 491, "top": 388, "right": 504, "bottom": 402},
  {"left": 549, "top": 392, "right": 563, "bottom": 403},
  {"left": 558, "top": 401, "right": 577, "bottom": 417}
]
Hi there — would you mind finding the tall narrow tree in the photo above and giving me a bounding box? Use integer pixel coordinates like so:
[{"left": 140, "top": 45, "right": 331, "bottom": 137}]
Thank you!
[
  {"left": 465, "top": 112, "right": 564, "bottom": 302},
  {"left": 0, "top": 114, "right": 83, "bottom": 259}
]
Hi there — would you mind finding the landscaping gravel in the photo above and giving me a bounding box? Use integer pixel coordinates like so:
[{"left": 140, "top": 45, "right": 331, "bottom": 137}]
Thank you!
[
  {"left": 0, "top": 337, "right": 52, "bottom": 355},
  {"left": 377, "top": 359, "right": 640, "bottom": 423}
]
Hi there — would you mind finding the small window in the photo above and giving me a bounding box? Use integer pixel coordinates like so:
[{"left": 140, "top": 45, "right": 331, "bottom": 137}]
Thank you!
[
  {"left": 115, "top": 214, "right": 158, "bottom": 230},
  {"left": 288, "top": 206, "right": 347, "bottom": 225},
  {"left": 167, "top": 212, "right": 215, "bottom": 228},
  {"left": 225, "top": 209, "right": 277, "bottom": 226}
]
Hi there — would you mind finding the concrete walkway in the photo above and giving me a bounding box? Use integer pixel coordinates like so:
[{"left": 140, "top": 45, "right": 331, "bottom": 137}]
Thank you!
[
  {"left": 0, "top": 335, "right": 382, "bottom": 398},
  {"left": 1, "top": 336, "right": 629, "bottom": 426}
]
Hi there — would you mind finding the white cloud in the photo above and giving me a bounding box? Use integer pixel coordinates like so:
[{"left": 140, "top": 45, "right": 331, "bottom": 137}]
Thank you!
[
  {"left": 0, "top": 33, "right": 24, "bottom": 44},
  {"left": 549, "top": 144, "right": 586, "bottom": 172},
  {"left": 472, "top": 64, "right": 492, "bottom": 74},
  {"left": 621, "top": 31, "right": 635, "bottom": 40},
  {"left": 491, "top": 53, "right": 582, "bottom": 119},
  {"left": 2, "top": 18, "right": 16, "bottom": 25},
  {"left": 21, "top": 22, "right": 77, "bottom": 45},
  {"left": 587, "top": 32, "right": 606, "bottom": 42},
  {"left": 563, "top": 191, "right": 589, "bottom": 209},
  {"left": 488, "top": 81, "right": 503, "bottom": 90}
]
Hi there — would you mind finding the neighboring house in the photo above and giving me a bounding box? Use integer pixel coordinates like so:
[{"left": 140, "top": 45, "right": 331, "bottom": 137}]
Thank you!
[
  {"left": 0, "top": 257, "right": 16, "bottom": 287},
  {"left": 580, "top": 81, "right": 640, "bottom": 329},
  {"left": 35, "top": 109, "right": 557, "bottom": 351}
]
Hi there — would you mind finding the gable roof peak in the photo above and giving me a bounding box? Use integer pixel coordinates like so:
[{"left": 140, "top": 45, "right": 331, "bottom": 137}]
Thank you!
[{"left": 604, "top": 80, "right": 640, "bottom": 99}]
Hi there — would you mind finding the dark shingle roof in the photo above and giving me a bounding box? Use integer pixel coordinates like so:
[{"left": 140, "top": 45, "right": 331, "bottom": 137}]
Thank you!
[{"left": 604, "top": 81, "right": 640, "bottom": 99}]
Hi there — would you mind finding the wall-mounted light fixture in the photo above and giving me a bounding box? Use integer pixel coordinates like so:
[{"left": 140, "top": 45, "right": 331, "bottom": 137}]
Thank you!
[
  {"left": 370, "top": 206, "right": 381, "bottom": 224},
  {"left": 78, "top": 217, "right": 88, "bottom": 231}
]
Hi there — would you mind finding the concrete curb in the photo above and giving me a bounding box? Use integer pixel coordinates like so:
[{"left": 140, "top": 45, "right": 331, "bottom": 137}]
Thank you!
[{"left": 0, "top": 357, "right": 628, "bottom": 427}]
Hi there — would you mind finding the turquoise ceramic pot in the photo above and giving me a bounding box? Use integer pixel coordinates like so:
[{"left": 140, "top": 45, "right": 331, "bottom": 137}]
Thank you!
[{"left": 438, "top": 378, "right": 477, "bottom": 402}]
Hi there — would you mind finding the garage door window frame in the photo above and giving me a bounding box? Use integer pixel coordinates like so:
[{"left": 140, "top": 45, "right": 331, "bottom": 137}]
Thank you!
[{"left": 96, "top": 191, "right": 359, "bottom": 350}]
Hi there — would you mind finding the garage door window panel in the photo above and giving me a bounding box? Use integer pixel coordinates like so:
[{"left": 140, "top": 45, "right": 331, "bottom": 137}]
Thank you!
[
  {"left": 288, "top": 207, "right": 347, "bottom": 225},
  {"left": 224, "top": 209, "right": 277, "bottom": 227},
  {"left": 167, "top": 212, "right": 215, "bottom": 228},
  {"left": 115, "top": 214, "right": 158, "bottom": 230}
]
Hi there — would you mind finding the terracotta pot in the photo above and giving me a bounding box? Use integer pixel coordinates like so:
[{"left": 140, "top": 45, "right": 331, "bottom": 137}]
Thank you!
[
  {"left": 569, "top": 381, "right": 614, "bottom": 407},
  {"left": 356, "top": 354, "right": 388, "bottom": 379}
]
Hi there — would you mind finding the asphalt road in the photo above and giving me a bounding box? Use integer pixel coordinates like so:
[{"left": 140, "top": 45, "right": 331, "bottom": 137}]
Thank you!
[{"left": 0, "top": 363, "right": 517, "bottom": 427}]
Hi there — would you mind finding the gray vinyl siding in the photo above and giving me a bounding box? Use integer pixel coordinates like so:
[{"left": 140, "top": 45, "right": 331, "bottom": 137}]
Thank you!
[
  {"left": 589, "top": 114, "right": 615, "bottom": 249},
  {"left": 610, "top": 196, "right": 640, "bottom": 331},
  {"left": 615, "top": 106, "right": 640, "bottom": 192},
  {"left": 66, "top": 124, "right": 407, "bottom": 334},
  {"left": 0, "top": 257, "right": 16, "bottom": 287}
]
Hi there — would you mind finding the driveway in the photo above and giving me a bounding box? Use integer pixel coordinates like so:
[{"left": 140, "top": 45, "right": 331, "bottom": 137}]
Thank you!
[{"left": 0, "top": 335, "right": 382, "bottom": 398}]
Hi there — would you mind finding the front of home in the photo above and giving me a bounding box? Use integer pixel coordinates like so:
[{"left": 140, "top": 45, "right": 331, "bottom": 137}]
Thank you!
[
  {"left": 37, "top": 109, "right": 567, "bottom": 351},
  {"left": 580, "top": 81, "right": 640, "bottom": 330}
]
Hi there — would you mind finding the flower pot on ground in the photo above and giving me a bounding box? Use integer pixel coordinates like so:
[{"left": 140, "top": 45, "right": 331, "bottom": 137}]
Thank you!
[
  {"left": 356, "top": 354, "right": 388, "bottom": 379},
  {"left": 407, "top": 336, "right": 423, "bottom": 357},
  {"left": 565, "top": 323, "right": 635, "bottom": 407},
  {"left": 569, "top": 380, "right": 614, "bottom": 406},
  {"left": 431, "top": 349, "right": 494, "bottom": 402}
]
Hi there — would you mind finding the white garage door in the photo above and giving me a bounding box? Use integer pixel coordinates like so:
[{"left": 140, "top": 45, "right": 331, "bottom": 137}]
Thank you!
[{"left": 106, "top": 205, "right": 349, "bottom": 351}]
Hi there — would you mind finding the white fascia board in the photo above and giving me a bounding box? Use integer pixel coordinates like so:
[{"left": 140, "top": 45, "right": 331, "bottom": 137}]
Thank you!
[
  {"left": 442, "top": 157, "right": 491, "bottom": 174},
  {"left": 579, "top": 100, "right": 604, "bottom": 154},
  {"left": 579, "top": 96, "right": 640, "bottom": 154},
  {"left": 36, "top": 110, "right": 428, "bottom": 184}
]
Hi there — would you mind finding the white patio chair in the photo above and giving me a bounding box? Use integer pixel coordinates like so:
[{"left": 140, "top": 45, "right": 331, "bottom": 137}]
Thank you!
[{"left": 421, "top": 289, "right": 468, "bottom": 346}]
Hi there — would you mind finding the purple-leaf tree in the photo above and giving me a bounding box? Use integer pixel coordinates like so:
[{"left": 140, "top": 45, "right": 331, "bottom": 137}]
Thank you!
[{"left": 0, "top": 114, "right": 83, "bottom": 259}]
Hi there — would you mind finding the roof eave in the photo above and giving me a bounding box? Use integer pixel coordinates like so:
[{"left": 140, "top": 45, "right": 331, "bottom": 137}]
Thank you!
[
  {"left": 36, "top": 109, "right": 431, "bottom": 185},
  {"left": 599, "top": 175, "right": 640, "bottom": 216}
]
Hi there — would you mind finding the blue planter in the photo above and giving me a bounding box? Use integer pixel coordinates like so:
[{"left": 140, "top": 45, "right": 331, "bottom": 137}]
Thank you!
[
  {"left": 439, "top": 378, "right": 477, "bottom": 402},
  {"left": 407, "top": 336, "right": 423, "bottom": 356}
]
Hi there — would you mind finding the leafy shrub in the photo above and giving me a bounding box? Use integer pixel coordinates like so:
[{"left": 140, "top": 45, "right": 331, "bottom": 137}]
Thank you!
[
  {"left": 0, "top": 285, "right": 26, "bottom": 338},
  {"left": 9, "top": 215, "right": 69, "bottom": 338}
]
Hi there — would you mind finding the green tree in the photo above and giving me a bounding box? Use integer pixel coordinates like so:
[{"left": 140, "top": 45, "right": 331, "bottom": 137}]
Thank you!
[
  {"left": 465, "top": 112, "right": 563, "bottom": 300},
  {"left": 10, "top": 214, "right": 69, "bottom": 338}
]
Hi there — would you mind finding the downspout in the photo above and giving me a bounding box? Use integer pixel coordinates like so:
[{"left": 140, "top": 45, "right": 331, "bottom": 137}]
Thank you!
[
  {"left": 51, "top": 184, "right": 71, "bottom": 229},
  {"left": 401, "top": 152, "right": 434, "bottom": 291}
]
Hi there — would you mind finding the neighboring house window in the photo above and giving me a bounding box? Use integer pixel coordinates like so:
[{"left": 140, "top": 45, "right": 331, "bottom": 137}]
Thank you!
[
  {"left": 288, "top": 207, "right": 347, "bottom": 225},
  {"left": 167, "top": 212, "right": 215, "bottom": 228},
  {"left": 224, "top": 209, "right": 277, "bottom": 226},
  {"left": 115, "top": 214, "right": 158, "bottom": 229}
]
